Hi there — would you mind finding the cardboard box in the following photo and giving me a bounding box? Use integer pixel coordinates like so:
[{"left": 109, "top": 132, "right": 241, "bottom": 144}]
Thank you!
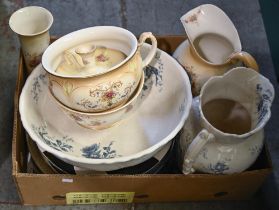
[{"left": 12, "top": 36, "right": 272, "bottom": 205}]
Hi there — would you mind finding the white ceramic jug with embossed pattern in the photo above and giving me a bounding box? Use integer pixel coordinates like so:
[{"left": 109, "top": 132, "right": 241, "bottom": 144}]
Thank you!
[{"left": 179, "top": 67, "right": 274, "bottom": 174}]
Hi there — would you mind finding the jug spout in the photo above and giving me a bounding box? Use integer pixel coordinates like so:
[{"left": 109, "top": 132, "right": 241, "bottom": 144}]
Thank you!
[{"left": 180, "top": 4, "right": 242, "bottom": 65}]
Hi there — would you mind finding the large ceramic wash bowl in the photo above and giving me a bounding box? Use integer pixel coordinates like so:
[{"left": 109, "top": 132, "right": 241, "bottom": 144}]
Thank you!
[{"left": 19, "top": 44, "right": 192, "bottom": 171}]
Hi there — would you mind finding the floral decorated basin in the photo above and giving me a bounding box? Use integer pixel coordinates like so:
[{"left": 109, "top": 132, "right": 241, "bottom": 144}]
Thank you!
[{"left": 19, "top": 44, "right": 192, "bottom": 171}]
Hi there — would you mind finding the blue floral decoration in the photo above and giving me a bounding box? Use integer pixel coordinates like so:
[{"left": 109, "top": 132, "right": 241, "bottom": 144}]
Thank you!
[
  {"left": 179, "top": 97, "right": 186, "bottom": 114},
  {"left": 208, "top": 161, "right": 229, "bottom": 174},
  {"left": 200, "top": 147, "right": 208, "bottom": 160},
  {"left": 249, "top": 145, "right": 261, "bottom": 156},
  {"left": 32, "top": 125, "right": 73, "bottom": 152},
  {"left": 256, "top": 84, "right": 272, "bottom": 125},
  {"left": 143, "top": 52, "right": 163, "bottom": 93},
  {"left": 31, "top": 73, "right": 47, "bottom": 103},
  {"left": 81, "top": 141, "right": 117, "bottom": 159}
]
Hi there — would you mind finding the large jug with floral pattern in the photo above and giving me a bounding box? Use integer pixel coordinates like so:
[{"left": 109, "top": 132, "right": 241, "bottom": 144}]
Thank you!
[{"left": 179, "top": 67, "right": 274, "bottom": 174}]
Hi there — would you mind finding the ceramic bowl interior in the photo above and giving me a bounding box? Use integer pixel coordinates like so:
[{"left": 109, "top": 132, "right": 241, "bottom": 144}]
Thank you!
[
  {"left": 42, "top": 26, "right": 138, "bottom": 78},
  {"left": 199, "top": 67, "right": 275, "bottom": 139},
  {"left": 9, "top": 6, "right": 53, "bottom": 36},
  {"left": 49, "top": 71, "right": 144, "bottom": 116}
]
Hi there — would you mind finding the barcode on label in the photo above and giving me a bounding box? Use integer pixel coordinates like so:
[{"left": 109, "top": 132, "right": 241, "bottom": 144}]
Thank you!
[{"left": 66, "top": 192, "right": 134, "bottom": 205}]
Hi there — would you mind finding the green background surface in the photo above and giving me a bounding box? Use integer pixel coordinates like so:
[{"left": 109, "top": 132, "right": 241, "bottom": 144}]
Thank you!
[{"left": 260, "top": 0, "right": 279, "bottom": 81}]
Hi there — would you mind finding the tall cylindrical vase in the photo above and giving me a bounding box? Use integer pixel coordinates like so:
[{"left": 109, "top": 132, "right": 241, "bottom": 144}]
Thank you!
[{"left": 9, "top": 6, "right": 53, "bottom": 75}]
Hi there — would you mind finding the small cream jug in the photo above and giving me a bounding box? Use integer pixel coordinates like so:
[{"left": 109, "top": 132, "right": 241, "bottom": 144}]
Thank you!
[
  {"left": 173, "top": 4, "right": 259, "bottom": 96},
  {"left": 180, "top": 67, "right": 274, "bottom": 174}
]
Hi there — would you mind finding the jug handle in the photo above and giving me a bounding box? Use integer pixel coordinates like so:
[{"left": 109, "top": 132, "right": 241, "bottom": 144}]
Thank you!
[
  {"left": 138, "top": 32, "right": 158, "bottom": 68},
  {"left": 182, "top": 129, "right": 215, "bottom": 174},
  {"left": 230, "top": 51, "right": 259, "bottom": 72}
]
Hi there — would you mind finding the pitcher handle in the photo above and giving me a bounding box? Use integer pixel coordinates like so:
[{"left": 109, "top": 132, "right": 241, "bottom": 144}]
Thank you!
[
  {"left": 138, "top": 32, "right": 158, "bottom": 67},
  {"left": 230, "top": 51, "right": 259, "bottom": 72},
  {"left": 182, "top": 129, "right": 215, "bottom": 174}
]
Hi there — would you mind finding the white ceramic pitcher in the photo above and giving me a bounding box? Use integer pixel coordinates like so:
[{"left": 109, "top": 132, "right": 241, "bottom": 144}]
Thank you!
[
  {"left": 180, "top": 67, "right": 274, "bottom": 174},
  {"left": 173, "top": 4, "right": 259, "bottom": 96}
]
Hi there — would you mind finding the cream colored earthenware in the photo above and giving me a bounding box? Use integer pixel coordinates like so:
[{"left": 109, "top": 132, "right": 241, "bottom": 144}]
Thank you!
[
  {"left": 50, "top": 71, "right": 144, "bottom": 130},
  {"left": 173, "top": 4, "right": 258, "bottom": 96},
  {"left": 9, "top": 6, "right": 53, "bottom": 74},
  {"left": 180, "top": 67, "right": 274, "bottom": 174},
  {"left": 42, "top": 26, "right": 157, "bottom": 112},
  {"left": 19, "top": 44, "right": 192, "bottom": 171}
]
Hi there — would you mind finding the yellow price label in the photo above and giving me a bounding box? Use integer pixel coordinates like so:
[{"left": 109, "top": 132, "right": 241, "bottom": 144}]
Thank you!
[{"left": 66, "top": 192, "right": 135, "bottom": 205}]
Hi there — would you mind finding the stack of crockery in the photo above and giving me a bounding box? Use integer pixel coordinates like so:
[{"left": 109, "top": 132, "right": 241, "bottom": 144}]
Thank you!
[{"left": 19, "top": 26, "right": 192, "bottom": 173}]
